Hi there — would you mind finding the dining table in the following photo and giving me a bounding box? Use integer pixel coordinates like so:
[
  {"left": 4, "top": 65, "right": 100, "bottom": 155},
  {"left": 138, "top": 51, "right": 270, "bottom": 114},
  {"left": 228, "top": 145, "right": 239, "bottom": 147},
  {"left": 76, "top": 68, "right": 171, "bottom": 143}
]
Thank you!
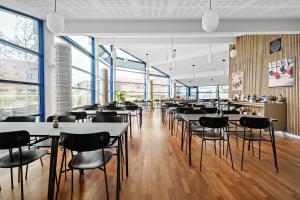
[
  {"left": 0, "top": 122, "right": 129, "bottom": 200},
  {"left": 180, "top": 113, "right": 279, "bottom": 170}
]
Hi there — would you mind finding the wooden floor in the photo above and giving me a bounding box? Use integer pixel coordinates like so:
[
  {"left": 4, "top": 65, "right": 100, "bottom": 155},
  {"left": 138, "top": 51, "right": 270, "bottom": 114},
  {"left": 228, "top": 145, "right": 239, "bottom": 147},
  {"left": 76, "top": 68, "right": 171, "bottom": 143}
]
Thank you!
[{"left": 1, "top": 110, "right": 300, "bottom": 200}]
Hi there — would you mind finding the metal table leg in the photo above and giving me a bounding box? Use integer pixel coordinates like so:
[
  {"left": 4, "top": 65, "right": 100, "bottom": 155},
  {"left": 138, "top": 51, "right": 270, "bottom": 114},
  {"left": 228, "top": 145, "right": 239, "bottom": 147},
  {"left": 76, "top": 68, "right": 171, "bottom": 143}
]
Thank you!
[{"left": 48, "top": 136, "right": 59, "bottom": 200}]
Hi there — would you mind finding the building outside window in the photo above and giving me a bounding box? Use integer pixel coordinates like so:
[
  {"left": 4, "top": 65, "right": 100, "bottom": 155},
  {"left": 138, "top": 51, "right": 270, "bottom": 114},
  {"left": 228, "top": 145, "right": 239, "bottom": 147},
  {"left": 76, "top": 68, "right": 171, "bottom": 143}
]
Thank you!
[{"left": 0, "top": 8, "right": 43, "bottom": 119}]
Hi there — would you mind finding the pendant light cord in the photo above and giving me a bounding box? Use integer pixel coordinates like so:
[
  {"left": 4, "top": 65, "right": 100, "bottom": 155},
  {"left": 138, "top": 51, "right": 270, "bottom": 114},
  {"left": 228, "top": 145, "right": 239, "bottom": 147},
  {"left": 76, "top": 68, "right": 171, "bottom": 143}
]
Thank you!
[
  {"left": 55, "top": 0, "right": 57, "bottom": 12},
  {"left": 210, "top": 0, "right": 212, "bottom": 10}
]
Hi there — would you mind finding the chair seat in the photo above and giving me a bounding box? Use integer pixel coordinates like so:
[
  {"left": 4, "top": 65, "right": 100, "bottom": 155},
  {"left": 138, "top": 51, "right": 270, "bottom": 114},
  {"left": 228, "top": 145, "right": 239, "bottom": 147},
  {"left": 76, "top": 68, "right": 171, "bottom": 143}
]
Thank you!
[
  {"left": 69, "top": 150, "right": 113, "bottom": 170},
  {"left": 0, "top": 149, "right": 48, "bottom": 168},
  {"left": 195, "top": 131, "right": 224, "bottom": 140}
]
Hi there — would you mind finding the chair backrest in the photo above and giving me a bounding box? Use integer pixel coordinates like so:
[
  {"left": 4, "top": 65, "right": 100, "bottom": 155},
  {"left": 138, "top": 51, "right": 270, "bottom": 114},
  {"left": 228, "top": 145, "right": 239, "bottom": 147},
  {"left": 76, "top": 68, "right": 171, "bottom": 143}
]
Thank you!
[
  {"left": 222, "top": 110, "right": 240, "bottom": 114},
  {"left": 177, "top": 107, "right": 193, "bottom": 114},
  {"left": 96, "top": 111, "right": 117, "bottom": 117},
  {"left": 0, "top": 130, "right": 30, "bottom": 149},
  {"left": 125, "top": 105, "right": 138, "bottom": 111},
  {"left": 124, "top": 101, "right": 135, "bottom": 105},
  {"left": 92, "top": 115, "right": 123, "bottom": 123},
  {"left": 240, "top": 117, "right": 271, "bottom": 129},
  {"left": 4, "top": 116, "right": 36, "bottom": 122},
  {"left": 67, "top": 111, "right": 87, "bottom": 120},
  {"left": 47, "top": 115, "right": 76, "bottom": 122},
  {"left": 165, "top": 103, "right": 178, "bottom": 108},
  {"left": 199, "top": 117, "right": 228, "bottom": 129},
  {"left": 84, "top": 105, "right": 98, "bottom": 110},
  {"left": 193, "top": 104, "right": 205, "bottom": 108},
  {"left": 184, "top": 109, "right": 206, "bottom": 114},
  {"left": 202, "top": 107, "right": 218, "bottom": 114},
  {"left": 60, "top": 132, "right": 110, "bottom": 152}
]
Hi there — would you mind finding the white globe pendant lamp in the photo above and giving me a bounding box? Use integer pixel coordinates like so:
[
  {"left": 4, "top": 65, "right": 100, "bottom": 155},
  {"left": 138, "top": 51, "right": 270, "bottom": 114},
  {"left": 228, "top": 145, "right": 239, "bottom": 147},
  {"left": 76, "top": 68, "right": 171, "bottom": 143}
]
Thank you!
[
  {"left": 202, "top": 0, "right": 219, "bottom": 32},
  {"left": 46, "top": 0, "right": 65, "bottom": 33}
]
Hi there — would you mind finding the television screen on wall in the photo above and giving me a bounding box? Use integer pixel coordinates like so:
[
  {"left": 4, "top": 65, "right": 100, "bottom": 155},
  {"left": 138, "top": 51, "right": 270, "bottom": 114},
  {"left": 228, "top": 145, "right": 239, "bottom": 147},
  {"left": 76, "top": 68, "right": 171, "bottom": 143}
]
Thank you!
[{"left": 268, "top": 57, "right": 294, "bottom": 87}]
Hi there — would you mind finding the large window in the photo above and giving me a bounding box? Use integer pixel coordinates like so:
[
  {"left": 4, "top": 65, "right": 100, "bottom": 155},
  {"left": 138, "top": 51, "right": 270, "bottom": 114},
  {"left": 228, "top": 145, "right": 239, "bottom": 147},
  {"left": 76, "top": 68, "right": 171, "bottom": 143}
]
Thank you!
[
  {"left": 150, "top": 75, "right": 169, "bottom": 100},
  {"left": 0, "top": 8, "right": 43, "bottom": 119},
  {"left": 198, "top": 86, "right": 217, "bottom": 99},
  {"left": 198, "top": 85, "right": 229, "bottom": 100},
  {"left": 55, "top": 36, "right": 93, "bottom": 108},
  {"left": 176, "top": 83, "right": 187, "bottom": 99},
  {"left": 116, "top": 67, "right": 145, "bottom": 101}
]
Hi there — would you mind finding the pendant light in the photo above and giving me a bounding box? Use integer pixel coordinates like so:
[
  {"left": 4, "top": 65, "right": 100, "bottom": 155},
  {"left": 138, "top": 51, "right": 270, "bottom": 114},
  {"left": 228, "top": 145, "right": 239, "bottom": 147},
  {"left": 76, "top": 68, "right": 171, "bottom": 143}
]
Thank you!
[
  {"left": 169, "top": 67, "right": 172, "bottom": 81},
  {"left": 230, "top": 36, "right": 237, "bottom": 58},
  {"left": 208, "top": 44, "right": 213, "bottom": 63},
  {"left": 192, "top": 64, "right": 196, "bottom": 81},
  {"left": 171, "top": 35, "right": 176, "bottom": 59},
  {"left": 222, "top": 59, "right": 226, "bottom": 74},
  {"left": 46, "top": 0, "right": 65, "bottom": 33},
  {"left": 111, "top": 34, "right": 116, "bottom": 59},
  {"left": 202, "top": 0, "right": 219, "bottom": 32}
]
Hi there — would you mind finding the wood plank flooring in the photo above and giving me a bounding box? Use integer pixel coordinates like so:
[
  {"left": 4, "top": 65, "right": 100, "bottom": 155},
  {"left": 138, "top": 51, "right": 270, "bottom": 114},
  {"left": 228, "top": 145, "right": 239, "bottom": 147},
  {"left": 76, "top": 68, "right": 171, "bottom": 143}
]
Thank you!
[{"left": 0, "top": 110, "right": 300, "bottom": 199}]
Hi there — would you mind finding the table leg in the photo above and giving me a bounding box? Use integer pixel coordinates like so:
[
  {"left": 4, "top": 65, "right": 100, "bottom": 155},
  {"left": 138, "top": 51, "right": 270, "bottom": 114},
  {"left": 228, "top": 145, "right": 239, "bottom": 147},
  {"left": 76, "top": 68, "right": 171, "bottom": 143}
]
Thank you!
[
  {"left": 271, "top": 126, "right": 279, "bottom": 172},
  {"left": 181, "top": 121, "right": 184, "bottom": 150},
  {"left": 125, "top": 129, "right": 129, "bottom": 177},
  {"left": 47, "top": 136, "right": 59, "bottom": 200},
  {"left": 116, "top": 137, "right": 121, "bottom": 200},
  {"left": 188, "top": 121, "right": 192, "bottom": 166},
  {"left": 129, "top": 113, "right": 132, "bottom": 138},
  {"left": 139, "top": 108, "right": 142, "bottom": 128}
]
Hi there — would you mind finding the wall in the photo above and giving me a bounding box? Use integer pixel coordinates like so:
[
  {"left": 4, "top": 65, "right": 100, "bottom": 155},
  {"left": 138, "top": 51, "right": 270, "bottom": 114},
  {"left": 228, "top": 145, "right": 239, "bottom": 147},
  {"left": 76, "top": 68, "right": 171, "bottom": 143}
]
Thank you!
[{"left": 229, "top": 34, "right": 300, "bottom": 135}]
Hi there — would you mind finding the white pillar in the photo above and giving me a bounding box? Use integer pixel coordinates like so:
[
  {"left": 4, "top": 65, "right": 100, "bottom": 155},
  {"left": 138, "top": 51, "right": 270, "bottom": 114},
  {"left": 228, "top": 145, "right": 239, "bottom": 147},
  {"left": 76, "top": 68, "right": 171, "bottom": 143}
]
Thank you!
[{"left": 94, "top": 40, "right": 100, "bottom": 104}]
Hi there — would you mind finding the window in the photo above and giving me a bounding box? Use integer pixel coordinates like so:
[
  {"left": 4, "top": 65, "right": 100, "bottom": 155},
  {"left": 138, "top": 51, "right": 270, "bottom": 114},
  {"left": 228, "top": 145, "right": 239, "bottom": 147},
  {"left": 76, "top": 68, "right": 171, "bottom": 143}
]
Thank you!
[
  {"left": 151, "top": 75, "right": 169, "bottom": 100},
  {"left": 219, "top": 85, "right": 229, "bottom": 99},
  {"left": 0, "top": 8, "right": 43, "bottom": 119},
  {"left": 56, "top": 36, "right": 93, "bottom": 108},
  {"left": 116, "top": 68, "right": 145, "bottom": 101},
  {"left": 198, "top": 86, "right": 217, "bottom": 99},
  {"left": 176, "top": 84, "right": 187, "bottom": 99},
  {"left": 116, "top": 48, "right": 141, "bottom": 62},
  {"left": 190, "top": 88, "right": 198, "bottom": 99}
]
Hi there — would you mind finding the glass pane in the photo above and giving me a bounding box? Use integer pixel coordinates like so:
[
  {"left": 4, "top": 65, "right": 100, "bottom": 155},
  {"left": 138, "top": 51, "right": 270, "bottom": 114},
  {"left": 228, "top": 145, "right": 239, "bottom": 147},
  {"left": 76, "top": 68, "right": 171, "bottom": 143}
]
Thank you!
[
  {"left": 72, "top": 69, "right": 91, "bottom": 89},
  {"left": 153, "top": 85, "right": 168, "bottom": 93},
  {"left": 68, "top": 36, "right": 91, "bottom": 53},
  {"left": 99, "top": 46, "right": 111, "bottom": 65},
  {"left": 199, "top": 93, "right": 217, "bottom": 99},
  {"left": 219, "top": 85, "right": 229, "bottom": 93},
  {"left": 149, "top": 67, "right": 167, "bottom": 77},
  {"left": 0, "top": 83, "right": 39, "bottom": 117},
  {"left": 150, "top": 76, "right": 169, "bottom": 85},
  {"left": 0, "top": 9, "right": 39, "bottom": 51},
  {"left": 115, "top": 59, "right": 145, "bottom": 71},
  {"left": 116, "top": 70, "right": 144, "bottom": 83},
  {"left": 198, "top": 86, "right": 217, "bottom": 93},
  {"left": 0, "top": 43, "right": 39, "bottom": 83},
  {"left": 116, "top": 48, "right": 140, "bottom": 62},
  {"left": 190, "top": 88, "right": 197, "bottom": 99},
  {"left": 153, "top": 93, "right": 168, "bottom": 100},
  {"left": 219, "top": 93, "right": 229, "bottom": 99},
  {"left": 116, "top": 82, "right": 144, "bottom": 93},
  {"left": 54, "top": 36, "right": 66, "bottom": 44},
  {"left": 72, "top": 89, "right": 91, "bottom": 108},
  {"left": 71, "top": 46, "right": 91, "bottom": 72}
]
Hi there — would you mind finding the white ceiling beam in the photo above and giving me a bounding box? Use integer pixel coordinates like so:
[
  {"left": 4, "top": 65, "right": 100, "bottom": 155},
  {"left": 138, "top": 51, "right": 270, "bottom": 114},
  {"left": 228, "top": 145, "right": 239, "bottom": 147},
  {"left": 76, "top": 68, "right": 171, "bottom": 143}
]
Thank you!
[{"left": 63, "top": 19, "right": 300, "bottom": 35}]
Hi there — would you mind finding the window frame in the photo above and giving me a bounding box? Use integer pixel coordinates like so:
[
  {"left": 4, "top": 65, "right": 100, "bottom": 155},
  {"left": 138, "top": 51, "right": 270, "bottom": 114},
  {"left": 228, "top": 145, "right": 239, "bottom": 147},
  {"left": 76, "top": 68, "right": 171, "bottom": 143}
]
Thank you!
[{"left": 0, "top": 7, "right": 45, "bottom": 121}]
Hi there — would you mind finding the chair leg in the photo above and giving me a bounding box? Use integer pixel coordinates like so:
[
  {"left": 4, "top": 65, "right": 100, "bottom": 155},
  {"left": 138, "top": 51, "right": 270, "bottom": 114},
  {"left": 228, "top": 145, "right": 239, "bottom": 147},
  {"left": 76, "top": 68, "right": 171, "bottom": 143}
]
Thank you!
[
  {"left": 71, "top": 170, "right": 74, "bottom": 193},
  {"left": 10, "top": 168, "right": 14, "bottom": 189},
  {"left": 241, "top": 140, "right": 246, "bottom": 170},
  {"left": 227, "top": 136, "right": 234, "bottom": 170},
  {"left": 102, "top": 156, "right": 109, "bottom": 200},
  {"left": 25, "top": 164, "right": 28, "bottom": 179},
  {"left": 64, "top": 150, "right": 67, "bottom": 180},
  {"left": 18, "top": 167, "right": 20, "bottom": 183},
  {"left": 214, "top": 141, "right": 217, "bottom": 155},
  {"left": 20, "top": 166, "right": 24, "bottom": 200},
  {"left": 55, "top": 149, "right": 66, "bottom": 200},
  {"left": 219, "top": 140, "right": 221, "bottom": 158},
  {"left": 252, "top": 141, "right": 254, "bottom": 156},
  {"left": 200, "top": 139, "right": 204, "bottom": 171},
  {"left": 259, "top": 140, "right": 261, "bottom": 159},
  {"left": 40, "top": 158, "right": 44, "bottom": 166}
]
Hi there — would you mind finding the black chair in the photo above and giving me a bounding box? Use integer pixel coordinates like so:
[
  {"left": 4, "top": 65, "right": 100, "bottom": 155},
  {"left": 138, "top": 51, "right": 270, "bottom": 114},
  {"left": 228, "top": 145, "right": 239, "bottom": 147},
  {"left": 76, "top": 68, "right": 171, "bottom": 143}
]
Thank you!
[
  {"left": 4, "top": 116, "right": 36, "bottom": 122},
  {"left": 172, "top": 107, "right": 193, "bottom": 136},
  {"left": 184, "top": 109, "right": 206, "bottom": 114},
  {"left": 56, "top": 132, "right": 112, "bottom": 200},
  {"left": 222, "top": 110, "right": 240, "bottom": 114},
  {"left": 196, "top": 117, "right": 234, "bottom": 171},
  {"left": 92, "top": 115, "right": 123, "bottom": 123},
  {"left": 46, "top": 115, "right": 76, "bottom": 122},
  {"left": 125, "top": 105, "right": 139, "bottom": 129},
  {"left": 0, "top": 130, "right": 47, "bottom": 199},
  {"left": 238, "top": 117, "right": 278, "bottom": 171},
  {"left": 96, "top": 111, "right": 118, "bottom": 117},
  {"left": 202, "top": 107, "right": 218, "bottom": 114},
  {"left": 83, "top": 105, "right": 98, "bottom": 110},
  {"left": 67, "top": 111, "right": 87, "bottom": 122}
]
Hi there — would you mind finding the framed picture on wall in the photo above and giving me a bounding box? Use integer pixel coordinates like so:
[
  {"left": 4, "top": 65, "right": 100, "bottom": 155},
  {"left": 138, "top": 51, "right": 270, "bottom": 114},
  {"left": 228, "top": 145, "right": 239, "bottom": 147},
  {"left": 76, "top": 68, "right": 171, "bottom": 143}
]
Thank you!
[
  {"left": 268, "top": 57, "right": 294, "bottom": 87},
  {"left": 232, "top": 71, "right": 243, "bottom": 91}
]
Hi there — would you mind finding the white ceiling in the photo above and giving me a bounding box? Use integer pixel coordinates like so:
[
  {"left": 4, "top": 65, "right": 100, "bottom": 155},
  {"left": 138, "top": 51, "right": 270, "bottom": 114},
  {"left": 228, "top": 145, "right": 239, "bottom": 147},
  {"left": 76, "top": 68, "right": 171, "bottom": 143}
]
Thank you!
[{"left": 3, "top": 0, "right": 300, "bottom": 20}]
